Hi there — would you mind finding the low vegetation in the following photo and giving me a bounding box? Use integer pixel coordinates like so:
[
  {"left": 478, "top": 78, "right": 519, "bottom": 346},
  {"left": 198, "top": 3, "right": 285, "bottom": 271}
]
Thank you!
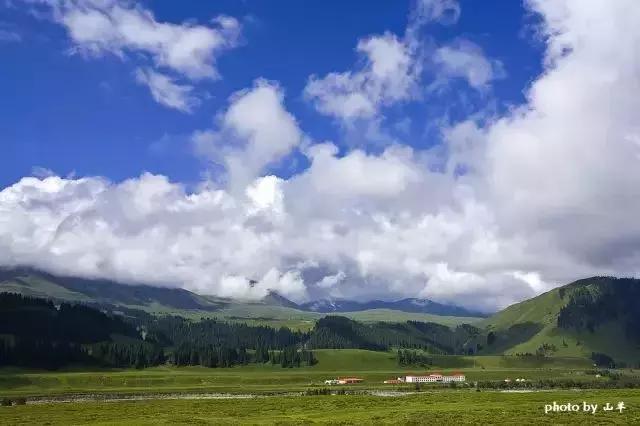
[{"left": 1, "top": 390, "right": 639, "bottom": 425}]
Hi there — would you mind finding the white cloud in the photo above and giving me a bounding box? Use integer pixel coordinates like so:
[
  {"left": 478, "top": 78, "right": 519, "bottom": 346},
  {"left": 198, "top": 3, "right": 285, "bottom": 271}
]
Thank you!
[
  {"left": 55, "top": 0, "right": 239, "bottom": 79},
  {"left": 434, "top": 39, "right": 504, "bottom": 89},
  {"left": 2, "top": 0, "right": 640, "bottom": 312},
  {"left": 316, "top": 271, "right": 346, "bottom": 289},
  {"left": 305, "top": 32, "right": 418, "bottom": 121},
  {"left": 194, "top": 80, "right": 302, "bottom": 191},
  {"left": 134, "top": 68, "right": 199, "bottom": 113},
  {"left": 27, "top": 0, "right": 240, "bottom": 109},
  {"left": 411, "top": 0, "right": 461, "bottom": 27},
  {"left": 303, "top": 0, "right": 498, "bottom": 124}
]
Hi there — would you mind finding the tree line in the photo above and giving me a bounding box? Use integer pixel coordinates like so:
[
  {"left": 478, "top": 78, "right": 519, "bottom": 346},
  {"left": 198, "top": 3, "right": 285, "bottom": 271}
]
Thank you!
[
  {"left": 306, "top": 316, "right": 480, "bottom": 354},
  {"left": 0, "top": 292, "right": 484, "bottom": 370},
  {"left": 0, "top": 293, "right": 319, "bottom": 370},
  {"left": 557, "top": 278, "right": 640, "bottom": 342}
]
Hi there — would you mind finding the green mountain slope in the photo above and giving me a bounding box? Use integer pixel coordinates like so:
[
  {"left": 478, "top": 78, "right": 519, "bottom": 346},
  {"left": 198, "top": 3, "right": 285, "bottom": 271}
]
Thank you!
[
  {"left": 0, "top": 268, "right": 480, "bottom": 328},
  {"left": 481, "top": 277, "right": 640, "bottom": 364},
  {"left": 0, "top": 268, "right": 225, "bottom": 311}
]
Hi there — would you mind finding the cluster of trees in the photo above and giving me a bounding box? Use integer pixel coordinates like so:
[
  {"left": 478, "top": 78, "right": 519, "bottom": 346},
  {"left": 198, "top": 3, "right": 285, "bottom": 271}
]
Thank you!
[
  {"left": 170, "top": 344, "right": 317, "bottom": 368},
  {"left": 591, "top": 352, "right": 616, "bottom": 368},
  {"left": 396, "top": 349, "right": 434, "bottom": 367},
  {"left": 0, "top": 293, "right": 323, "bottom": 370},
  {"left": 476, "top": 378, "right": 640, "bottom": 390},
  {"left": 89, "top": 342, "right": 166, "bottom": 369},
  {"left": 0, "top": 339, "right": 89, "bottom": 370},
  {"left": 0, "top": 293, "right": 146, "bottom": 369},
  {"left": 557, "top": 278, "right": 640, "bottom": 342},
  {"left": 172, "top": 344, "right": 250, "bottom": 367},
  {"left": 535, "top": 343, "right": 558, "bottom": 357},
  {"left": 1, "top": 292, "right": 490, "bottom": 371},
  {"left": 306, "top": 316, "right": 480, "bottom": 354},
  {"left": 0, "top": 293, "right": 138, "bottom": 343},
  {"left": 268, "top": 346, "right": 317, "bottom": 368},
  {"left": 148, "top": 316, "right": 307, "bottom": 349}
]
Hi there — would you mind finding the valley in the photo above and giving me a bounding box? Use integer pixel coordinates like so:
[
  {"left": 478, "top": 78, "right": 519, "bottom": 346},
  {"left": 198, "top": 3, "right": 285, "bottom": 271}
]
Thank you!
[{"left": 2, "top": 271, "right": 640, "bottom": 424}]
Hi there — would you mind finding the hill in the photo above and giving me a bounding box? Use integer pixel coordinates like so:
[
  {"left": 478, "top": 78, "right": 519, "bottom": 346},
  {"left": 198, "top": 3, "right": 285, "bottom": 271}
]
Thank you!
[
  {"left": 0, "top": 267, "right": 225, "bottom": 311},
  {"left": 299, "top": 297, "right": 486, "bottom": 317},
  {"left": 0, "top": 292, "right": 163, "bottom": 369},
  {"left": 0, "top": 268, "right": 481, "bottom": 327},
  {"left": 481, "top": 277, "right": 640, "bottom": 364},
  {"left": 0, "top": 292, "right": 483, "bottom": 371}
]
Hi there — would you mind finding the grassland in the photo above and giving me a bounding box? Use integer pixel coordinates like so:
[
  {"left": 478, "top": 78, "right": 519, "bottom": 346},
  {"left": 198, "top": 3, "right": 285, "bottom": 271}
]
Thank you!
[
  {"left": 2, "top": 389, "right": 640, "bottom": 425},
  {"left": 1, "top": 349, "right": 633, "bottom": 424},
  {"left": 147, "top": 306, "right": 481, "bottom": 331},
  {"left": 0, "top": 350, "right": 597, "bottom": 398}
]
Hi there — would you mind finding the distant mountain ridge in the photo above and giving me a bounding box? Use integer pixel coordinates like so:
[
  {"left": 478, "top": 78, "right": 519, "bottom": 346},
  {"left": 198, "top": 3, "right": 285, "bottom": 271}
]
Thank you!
[
  {"left": 0, "top": 267, "right": 484, "bottom": 319},
  {"left": 297, "top": 297, "right": 488, "bottom": 318},
  {"left": 3, "top": 267, "right": 639, "bottom": 364},
  {"left": 0, "top": 267, "right": 226, "bottom": 312}
]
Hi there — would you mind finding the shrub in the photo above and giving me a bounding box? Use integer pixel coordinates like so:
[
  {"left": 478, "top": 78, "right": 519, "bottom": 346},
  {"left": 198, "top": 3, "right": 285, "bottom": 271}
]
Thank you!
[
  {"left": 1, "top": 398, "right": 12, "bottom": 407},
  {"left": 13, "top": 397, "right": 26, "bottom": 405}
]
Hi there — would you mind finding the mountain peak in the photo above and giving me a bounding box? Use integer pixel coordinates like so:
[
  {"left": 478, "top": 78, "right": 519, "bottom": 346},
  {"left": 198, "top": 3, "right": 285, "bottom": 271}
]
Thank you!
[{"left": 260, "top": 290, "right": 300, "bottom": 309}]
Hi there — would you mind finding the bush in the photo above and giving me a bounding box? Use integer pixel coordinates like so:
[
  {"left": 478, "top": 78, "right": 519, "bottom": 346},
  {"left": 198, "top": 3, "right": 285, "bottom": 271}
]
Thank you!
[
  {"left": 13, "top": 397, "right": 26, "bottom": 405},
  {"left": 1, "top": 398, "right": 12, "bottom": 407}
]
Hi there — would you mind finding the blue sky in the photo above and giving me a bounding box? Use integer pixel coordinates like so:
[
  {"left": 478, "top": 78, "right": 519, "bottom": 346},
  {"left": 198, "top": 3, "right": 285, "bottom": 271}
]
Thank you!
[
  {"left": 1, "top": 0, "right": 541, "bottom": 189},
  {"left": 2, "top": 0, "right": 635, "bottom": 310}
]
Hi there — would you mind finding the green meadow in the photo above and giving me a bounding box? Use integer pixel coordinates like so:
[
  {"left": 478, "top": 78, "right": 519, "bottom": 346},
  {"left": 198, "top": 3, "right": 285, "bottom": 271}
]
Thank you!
[
  {"left": 0, "top": 350, "right": 598, "bottom": 398},
  {"left": 2, "top": 389, "right": 639, "bottom": 425},
  {"left": 1, "top": 350, "right": 637, "bottom": 425}
]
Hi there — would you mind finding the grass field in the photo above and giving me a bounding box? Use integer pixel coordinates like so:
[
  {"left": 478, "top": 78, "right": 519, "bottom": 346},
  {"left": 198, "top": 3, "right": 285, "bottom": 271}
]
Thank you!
[
  {"left": 1, "top": 389, "right": 639, "bottom": 425},
  {"left": 1, "top": 349, "right": 635, "bottom": 424},
  {"left": 0, "top": 350, "right": 598, "bottom": 398}
]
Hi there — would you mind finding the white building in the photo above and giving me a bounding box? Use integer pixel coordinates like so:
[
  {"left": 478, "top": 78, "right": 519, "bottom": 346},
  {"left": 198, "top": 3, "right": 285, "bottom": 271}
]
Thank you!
[
  {"left": 405, "top": 374, "right": 442, "bottom": 383},
  {"left": 404, "top": 373, "right": 465, "bottom": 383},
  {"left": 442, "top": 374, "right": 466, "bottom": 383}
]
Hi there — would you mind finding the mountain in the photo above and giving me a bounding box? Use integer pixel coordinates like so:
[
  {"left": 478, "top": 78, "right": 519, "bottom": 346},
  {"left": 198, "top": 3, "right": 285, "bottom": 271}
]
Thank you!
[
  {"left": 0, "top": 267, "right": 227, "bottom": 312},
  {"left": 3, "top": 267, "right": 638, "bottom": 364},
  {"left": 480, "top": 277, "right": 640, "bottom": 364},
  {"left": 260, "top": 290, "right": 301, "bottom": 309},
  {"left": 0, "top": 268, "right": 483, "bottom": 328},
  {"left": 299, "top": 297, "right": 487, "bottom": 318}
]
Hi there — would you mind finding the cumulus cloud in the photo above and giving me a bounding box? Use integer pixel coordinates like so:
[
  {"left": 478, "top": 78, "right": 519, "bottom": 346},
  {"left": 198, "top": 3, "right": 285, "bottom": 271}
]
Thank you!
[
  {"left": 302, "top": 0, "right": 461, "bottom": 122},
  {"left": 26, "top": 0, "right": 240, "bottom": 110},
  {"left": 2, "top": 0, "right": 640, "bottom": 311},
  {"left": 135, "top": 68, "right": 199, "bottom": 112},
  {"left": 303, "top": 0, "right": 498, "bottom": 124},
  {"left": 0, "top": 173, "right": 304, "bottom": 301},
  {"left": 305, "top": 32, "right": 419, "bottom": 121},
  {"left": 193, "top": 80, "right": 302, "bottom": 191},
  {"left": 434, "top": 39, "right": 504, "bottom": 89}
]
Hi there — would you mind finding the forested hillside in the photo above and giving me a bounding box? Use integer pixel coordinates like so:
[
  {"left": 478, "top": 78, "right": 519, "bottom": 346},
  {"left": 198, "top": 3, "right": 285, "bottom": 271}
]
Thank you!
[
  {"left": 0, "top": 293, "right": 157, "bottom": 369},
  {"left": 4, "top": 276, "right": 640, "bottom": 371},
  {"left": 306, "top": 316, "right": 480, "bottom": 354},
  {"left": 482, "top": 277, "right": 640, "bottom": 365},
  {"left": 0, "top": 293, "right": 483, "bottom": 370}
]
